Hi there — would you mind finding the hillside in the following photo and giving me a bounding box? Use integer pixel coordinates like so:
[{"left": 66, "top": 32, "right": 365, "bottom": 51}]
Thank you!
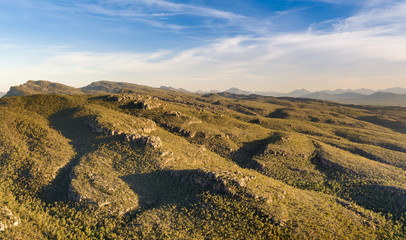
[
  {"left": 3, "top": 80, "right": 87, "bottom": 97},
  {"left": 0, "top": 83, "right": 406, "bottom": 239},
  {"left": 3, "top": 80, "right": 181, "bottom": 98}
]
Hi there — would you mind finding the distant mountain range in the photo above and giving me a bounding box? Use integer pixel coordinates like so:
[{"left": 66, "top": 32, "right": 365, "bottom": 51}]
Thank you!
[
  {"left": 225, "top": 86, "right": 406, "bottom": 97},
  {"left": 3, "top": 80, "right": 406, "bottom": 107},
  {"left": 224, "top": 87, "right": 406, "bottom": 107},
  {"left": 0, "top": 92, "right": 5, "bottom": 97}
]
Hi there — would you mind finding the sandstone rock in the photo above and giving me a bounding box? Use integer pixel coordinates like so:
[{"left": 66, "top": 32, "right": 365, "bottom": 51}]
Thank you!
[{"left": 131, "top": 100, "right": 161, "bottom": 110}]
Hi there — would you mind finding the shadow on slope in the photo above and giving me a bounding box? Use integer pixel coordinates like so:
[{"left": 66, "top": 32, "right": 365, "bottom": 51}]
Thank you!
[
  {"left": 312, "top": 152, "right": 406, "bottom": 217},
  {"left": 358, "top": 115, "right": 406, "bottom": 134},
  {"left": 230, "top": 133, "right": 287, "bottom": 169},
  {"left": 40, "top": 108, "right": 108, "bottom": 203},
  {"left": 347, "top": 184, "right": 406, "bottom": 217},
  {"left": 121, "top": 170, "right": 208, "bottom": 210}
]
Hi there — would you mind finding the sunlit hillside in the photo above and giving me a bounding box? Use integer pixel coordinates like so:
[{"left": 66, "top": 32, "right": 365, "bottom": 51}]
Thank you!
[{"left": 0, "top": 81, "right": 405, "bottom": 239}]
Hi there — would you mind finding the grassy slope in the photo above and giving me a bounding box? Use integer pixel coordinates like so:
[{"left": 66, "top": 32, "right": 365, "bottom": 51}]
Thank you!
[{"left": 0, "top": 89, "right": 405, "bottom": 239}]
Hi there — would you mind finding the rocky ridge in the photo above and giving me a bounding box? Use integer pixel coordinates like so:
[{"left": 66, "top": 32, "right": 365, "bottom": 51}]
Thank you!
[{"left": 85, "top": 118, "right": 162, "bottom": 149}]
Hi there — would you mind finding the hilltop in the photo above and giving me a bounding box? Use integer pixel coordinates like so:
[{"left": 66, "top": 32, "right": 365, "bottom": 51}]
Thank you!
[
  {"left": 3, "top": 80, "right": 86, "bottom": 97},
  {"left": 0, "top": 81, "right": 405, "bottom": 239},
  {"left": 3, "top": 80, "right": 175, "bottom": 98}
]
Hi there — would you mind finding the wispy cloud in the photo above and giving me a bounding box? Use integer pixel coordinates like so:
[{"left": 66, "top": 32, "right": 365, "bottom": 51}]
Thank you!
[
  {"left": 24, "top": 24, "right": 406, "bottom": 91},
  {"left": 2, "top": 0, "right": 406, "bottom": 92},
  {"left": 333, "top": 1, "right": 406, "bottom": 33},
  {"left": 304, "top": 0, "right": 393, "bottom": 6},
  {"left": 73, "top": 0, "right": 264, "bottom": 34},
  {"left": 1, "top": 0, "right": 271, "bottom": 35},
  {"left": 135, "top": 0, "right": 246, "bottom": 20}
]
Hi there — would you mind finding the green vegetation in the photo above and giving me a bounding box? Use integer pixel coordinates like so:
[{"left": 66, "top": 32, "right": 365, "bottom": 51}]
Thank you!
[{"left": 1, "top": 81, "right": 406, "bottom": 239}]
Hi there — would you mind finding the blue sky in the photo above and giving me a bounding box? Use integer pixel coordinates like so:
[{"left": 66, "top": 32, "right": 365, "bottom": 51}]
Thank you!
[{"left": 1, "top": 0, "right": 406, "bottom": 92}]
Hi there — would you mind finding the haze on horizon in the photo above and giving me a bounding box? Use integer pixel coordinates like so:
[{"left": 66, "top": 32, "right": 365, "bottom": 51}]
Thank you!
[{"left": 1, "top": 0, "right": 406, "bottom": 93}]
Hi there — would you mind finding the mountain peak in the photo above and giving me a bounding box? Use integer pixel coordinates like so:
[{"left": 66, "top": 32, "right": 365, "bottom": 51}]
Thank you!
[
  {"left": 4, "top": 80, "right": 82, "bottom": 97},
  {"left": 225, "top": 87, "right": 252, "bottom": 95}
]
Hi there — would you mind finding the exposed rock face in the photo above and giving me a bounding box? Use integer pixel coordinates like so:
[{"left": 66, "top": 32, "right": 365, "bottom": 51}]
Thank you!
[
  {"left": 157, "top": 96, "right": 223, "bottom": 112},
  {"left": 85, "top": 119, "right": 162, "bottom": 149},
  {"left": 85, "top": 118, "right": 156, "bottom": 134},
  {"left": 124, "top": 133, "right": 162, "bottom": 149},
  {"left": 167, "top": 111, "right": 202, "bottom": 125},
  {"left": 160, "top": 123, "right": 197, "bottom": 138},
  {"left": 3, "top": 87, "right": 25, "bottom": 97},
  {"left": 171, "top": 169, "right": 257, "bottom": 197},
  {"left": 169, "top": 168, "right": 283, "bottom": 216},
  {"left": 131, "top": 100, "right": 161, "bottom": 110},
  {"left": 158, "top": 111, "right": 202, "bottom": 138},
  {"left": 106, "top": 94, "right": 137, "bottom": 102},
  {"left": 4, "top": 80, "right": 85, "bottom": 97},
  {"left": 0, "top": 206, "right": 20, "bottom": 231},
  {"left": 107, "top": 94, "right": 161, "bottom": 110}
]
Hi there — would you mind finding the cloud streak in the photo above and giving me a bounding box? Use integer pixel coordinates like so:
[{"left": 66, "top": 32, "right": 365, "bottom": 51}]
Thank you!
[
  {"left": 2, "top": 0, "right": 406, "bottom": 92},
  {"left": 25, "top": 28, "right": 406, "bottom": 91},
  {"left": 1, "top": 0, "right": 272, "bottom": 35}
]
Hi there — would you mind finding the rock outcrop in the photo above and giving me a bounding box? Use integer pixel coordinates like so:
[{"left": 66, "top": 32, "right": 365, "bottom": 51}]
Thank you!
[
  {"left": 85, "top": 119, "right": 162, "bottom": 149},
  {"left": 0, "top": 206, "right": 20, "bottom": 232},
  {"left": 171, "top": 169, "right": 259, "bottom": 198},
  {"left": 106, "top": 94, "right": 162, "bottom": 110},
  {"left": 130, "top": 99, "right": 161, "bottom": 110},
  {"left": 123, "top": 133, "right": 163, "bottom": 149}
]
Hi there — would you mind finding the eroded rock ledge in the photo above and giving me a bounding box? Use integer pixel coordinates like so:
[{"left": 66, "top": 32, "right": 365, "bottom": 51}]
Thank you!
[
  {"left": 169, "top": 169, "right": 271, "bottom": 201},
  {"left": 107, "top": 94, "right": 161, "bottom": 110},
  {"left": 168, "top": 169, "right": 289, "bottom": 226},
  {"left": 85, "top": 119, "right": 162, "bottom": 149}
]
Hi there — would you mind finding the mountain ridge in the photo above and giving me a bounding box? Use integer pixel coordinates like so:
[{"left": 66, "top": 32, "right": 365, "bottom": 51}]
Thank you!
[
  {"left": 223, "top": 87, "right": 406, "bottom": 107},
  {"left": 228, "top": 86, "right": 406, "bottom": 97},
  {"left": 5, "top": 80, "right": 406, "bottom": 107}
]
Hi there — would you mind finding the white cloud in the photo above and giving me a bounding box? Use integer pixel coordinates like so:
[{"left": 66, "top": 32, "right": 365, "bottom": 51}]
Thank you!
[
  {"left": 22, "top": 23, "right": 406, "bottom": 92},
  {"left": 333, "top": 1, "right": 406, "bottom": 32},
  {"left": 2, "top": 0, "right": 406, "bottom": 92},
  {"left": 136, "top": 0, "right": 245, "bottom": 20},
  {"left": 2, "top": 0, "right": 267, "bottom": 34}
]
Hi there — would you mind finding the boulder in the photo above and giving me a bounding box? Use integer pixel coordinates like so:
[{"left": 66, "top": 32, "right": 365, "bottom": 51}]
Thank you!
[{"left": 0, "top": 206, "right": 20, "bottom": 232}]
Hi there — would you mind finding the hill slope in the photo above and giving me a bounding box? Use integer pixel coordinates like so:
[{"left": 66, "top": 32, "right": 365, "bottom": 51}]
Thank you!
[
  {"left": 0, "top": 83, "right": 405, "bottom": 239},
  {"left": 3, "top": 80, "right": 86, "bottom": 97},
  {"left": 3, "top": 80, "right": 182, "bottom": 98}
]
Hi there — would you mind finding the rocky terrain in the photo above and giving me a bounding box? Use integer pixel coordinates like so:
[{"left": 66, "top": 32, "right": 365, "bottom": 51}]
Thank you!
[{"left": 0, "top": 81, "right": 405, "bottom": 239}]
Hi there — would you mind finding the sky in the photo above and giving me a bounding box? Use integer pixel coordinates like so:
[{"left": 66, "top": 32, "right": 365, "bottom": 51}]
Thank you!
[{"left": 1, "top": 0, "right": 406, "bottom": 92}]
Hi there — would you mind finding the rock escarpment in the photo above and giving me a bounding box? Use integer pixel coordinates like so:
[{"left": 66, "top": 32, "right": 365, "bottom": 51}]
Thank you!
[
  {"left": 107, "top": 94, "right": 161, "bottom": 110},
  {"left": 85, "top": 118, "right": 162, "bottom": 149}
]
